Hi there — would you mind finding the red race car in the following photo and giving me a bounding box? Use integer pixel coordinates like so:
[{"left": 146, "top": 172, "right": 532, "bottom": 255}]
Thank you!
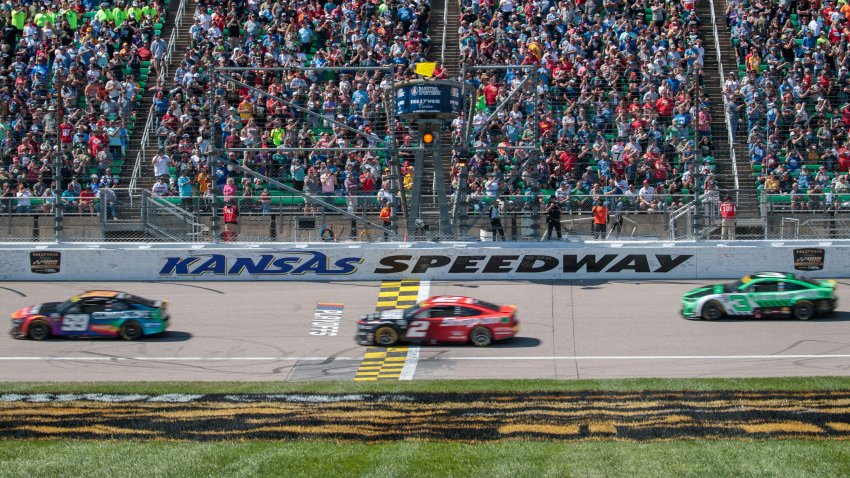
[{"left": 356, "top": 296, "right": 519, "bottom": 347}]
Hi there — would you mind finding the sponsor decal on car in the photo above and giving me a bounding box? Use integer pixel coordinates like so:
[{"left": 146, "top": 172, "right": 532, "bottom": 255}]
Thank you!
[{"left": 439, "top": 317, "right": 502, "bottom": 327}]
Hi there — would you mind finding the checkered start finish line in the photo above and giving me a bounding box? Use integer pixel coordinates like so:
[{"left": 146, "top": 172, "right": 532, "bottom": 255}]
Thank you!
[{"left": 354, "top": 280, "right": 425, "bottom": 381}]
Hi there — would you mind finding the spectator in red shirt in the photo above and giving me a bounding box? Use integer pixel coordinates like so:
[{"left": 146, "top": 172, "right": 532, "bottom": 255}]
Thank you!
[
  {"left": 78, "top": 186, "right": 96, "bottom": 215},
  {"left": 483, "top": 80, "right": 500, "bottom": 108},
  {"left": 656, "top": 95, "right": 674, "bottom": 122},
  {"left": 839, "top": 147, "right": 850, "bottom": 172}
]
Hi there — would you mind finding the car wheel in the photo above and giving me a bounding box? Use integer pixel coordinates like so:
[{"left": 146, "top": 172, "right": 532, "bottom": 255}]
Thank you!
[
  {"left": 792, "top": 301, "right": 815, "bottom": 321},
  {"left": 373, "top": 325, "right": 400, "bottom": 346},
  {"left": 27, "top": 320, "right": 50, "bottom": 340},
  {"left": 701, "top": 301, "right": 724, "bottom": 321},
  {"left": 119, "top": 320, "right": 143, "bottom": 341},
  {"left": 470, "top": 326, "right": 493, "bottom": 347}
]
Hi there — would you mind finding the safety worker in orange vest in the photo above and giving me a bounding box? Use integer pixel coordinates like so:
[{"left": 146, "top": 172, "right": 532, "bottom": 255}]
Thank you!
[
  {"left": 720, "top": 195, "right": 736, "bottom": 240},
  {"left": 591, "top": 198, "right": 609, "bottom": 240},
  {"left": 379, "top": 203, "right": 392, "bottom": 241}
]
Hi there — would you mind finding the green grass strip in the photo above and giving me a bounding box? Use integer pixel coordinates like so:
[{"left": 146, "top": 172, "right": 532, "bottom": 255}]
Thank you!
[
  {"left": 3, "top": 377, "right": 850, "bottom": 394},
  {"left": 1, "top": 440, "right": 849, "bottom": 478}
]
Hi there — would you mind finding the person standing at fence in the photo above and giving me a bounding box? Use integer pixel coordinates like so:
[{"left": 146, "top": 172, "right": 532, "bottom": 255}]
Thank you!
[
  {"left": 42, "top": 187, "right": 55, "bottom": 214},
  {"left": 542, "top": 195, "right": 562, "bottom": 241},
  {"left": 827, "top": 198, "right": 842, "bottom": 238},
  {"left": 592, "top": 199, "right": 609, "bottom": 240},
  {"left": 178, "top": 172, "right": 194, "bottom": 210},
  {"left": 379, "top": 203, "right": 392, "bottom": 241},
  {"left": 488, "top": 198, "right": 506, "bottom": 240},
  {"left": 720, "top": 195, "right": 736, "bottom": 240},
  {"left": 78, "top": 186, "right": 96, "bottom": 215},
  {"left": 99, "top": 185, "right": 118, "bottom": 220},
  {"left": 15, "top": 184, "right": 31, "bottom": 214},
  {"left": 222, "top": 200, "right": 238, "bottom": 242}
]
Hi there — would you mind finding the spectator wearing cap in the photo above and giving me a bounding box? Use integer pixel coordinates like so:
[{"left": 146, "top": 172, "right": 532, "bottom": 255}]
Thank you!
[{"left": 150, "top": 31, "right": 167, "bottom": 80}]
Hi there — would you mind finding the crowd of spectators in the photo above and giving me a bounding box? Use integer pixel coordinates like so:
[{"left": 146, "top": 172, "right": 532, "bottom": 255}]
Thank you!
[
  {"left": 448, "top": 0, "right": 715, "bottom": 213},
  {"left": 0, "top": 0, "right": 166, "bottom": 215},
  {"left": 725, "top": 0, "right": 850, "bottom": 209},
  {"left": 146, "top": 0, "right": 433, "bottom": 213},
  {"left": 146, "top": 0, "right": 717, "bottom": 217}
]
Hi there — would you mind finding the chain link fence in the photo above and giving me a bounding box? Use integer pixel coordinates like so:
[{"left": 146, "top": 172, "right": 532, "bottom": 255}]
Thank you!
[{"left": 6, "top": 188, "right": 850, "bottom": 242}]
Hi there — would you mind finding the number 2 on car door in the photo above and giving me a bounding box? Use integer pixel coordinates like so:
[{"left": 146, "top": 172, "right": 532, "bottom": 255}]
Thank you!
[
  {"left": 406, "top": 320, "right": 430, "bottom": 338},
  {"left": 61, "top": 314, "right": 90, "bottom": 332}
]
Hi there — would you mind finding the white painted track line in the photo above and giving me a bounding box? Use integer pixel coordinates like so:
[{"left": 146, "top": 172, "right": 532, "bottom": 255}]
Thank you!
[
  {"left": 397, "top": 280, "right": 430, "bottom": 380},
  {"left": 3, "top": 354, "right": 850, "bottom": 361}
]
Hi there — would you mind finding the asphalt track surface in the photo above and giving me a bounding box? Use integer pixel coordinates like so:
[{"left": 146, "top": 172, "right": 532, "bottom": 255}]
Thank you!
[{"left": 2, "top": 280, "right": 850, "bottom": 381}]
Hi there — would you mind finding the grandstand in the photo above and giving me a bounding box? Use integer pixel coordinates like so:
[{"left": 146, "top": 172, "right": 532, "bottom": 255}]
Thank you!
[{"left": 1, "top": 0, "right": 849, "bottom": 242}]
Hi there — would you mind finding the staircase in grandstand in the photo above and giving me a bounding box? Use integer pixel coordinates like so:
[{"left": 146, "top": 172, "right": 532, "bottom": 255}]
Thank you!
[
  {"left": 418, "top": 0, "right": 461, "bottom": 199},
  {"left": 700, "top": 0, "right": 765, "bottom": 238}
]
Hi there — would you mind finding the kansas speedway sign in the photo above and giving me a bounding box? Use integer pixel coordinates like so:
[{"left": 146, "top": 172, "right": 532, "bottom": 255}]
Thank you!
[
  {"left": 4, "top": 242, "right": 849, "bottom": 281},
  {"left": 148, "top": 247, "right": 698, "bottom": 280}
]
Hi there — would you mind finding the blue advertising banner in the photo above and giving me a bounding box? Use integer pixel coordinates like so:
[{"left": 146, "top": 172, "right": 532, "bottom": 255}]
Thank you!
[{"left": 395, "top": 82, "right": 462, "bottom": 116}]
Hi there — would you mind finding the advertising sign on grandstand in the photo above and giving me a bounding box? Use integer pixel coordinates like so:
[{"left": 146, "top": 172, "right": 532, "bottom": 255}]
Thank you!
[
  {"left": 3, "top": 243, "right": 850, "bottom": 281},
  {"left": 394, "top": 81, "right": 462, "bottom": 117}
]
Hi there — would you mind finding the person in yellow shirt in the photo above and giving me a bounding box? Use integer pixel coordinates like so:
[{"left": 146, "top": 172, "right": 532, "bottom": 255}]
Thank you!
[
  {"left": 11, "top": 7, "right": 26, "bottom": 30},
  {"left": 403, "top": 169, "right": 414, "bottom": 190},
  {"left": 270, "top": 125, "right": 285, "bottom": 146},
  {"left": 196, "top": 169, "right": 211, "bottom": 195},
  {"left": 95, "top": 4, "right": 113, "bottom": 24},
  {"left": 142, "top": 4, "right": 158, "bottom": 22},
  {"left": 63, "top": 7, "right": 79, "bottom": 29},
  {"left": 745, "top": 48, "right": 761, "bottom": 72},
  {"left": 238, "top": 97, "right": 254, "bottom": 121},
  {"left": 764, "top": 173, "right": 780, "bottom": 193},
  {"left": 527, "top": 40, "right": 542, "bottom": 62},
  {"left": 112, "top": 5, "right": 128, "bottom": 27},
  {"left": 33, "top": 7, "right": 54, "bottom": 28},
  {"left": 128, "top": 2, "right": 144, "bottom": 23}
]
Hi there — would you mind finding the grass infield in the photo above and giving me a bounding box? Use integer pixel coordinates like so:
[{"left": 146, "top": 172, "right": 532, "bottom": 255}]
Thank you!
[
  {"left": 2, "top": 378, "right": 850, "bottom": 477},
  {"left": 1, "top": 440, "right": 849, "bottom": 478}
]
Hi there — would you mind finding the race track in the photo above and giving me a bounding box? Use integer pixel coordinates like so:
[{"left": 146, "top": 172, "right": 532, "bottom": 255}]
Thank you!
[{"left": 2, "top": 280, "right": 850, "bottom": 381}]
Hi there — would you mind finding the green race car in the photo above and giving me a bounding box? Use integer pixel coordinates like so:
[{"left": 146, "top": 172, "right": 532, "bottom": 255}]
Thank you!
[{"left": 681, "top": 272, "right": 838, "bottom": 320}]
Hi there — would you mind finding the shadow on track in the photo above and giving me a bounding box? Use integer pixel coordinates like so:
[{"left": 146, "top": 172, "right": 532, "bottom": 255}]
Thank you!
[
  {"left": 489, "top": 337, "right": 541, "bottom": 348},
  {"left": 697, "top": 311, "right": 850, "bottom": 323},
  {"left": 145, "top": 331, "right": 193, "bottom": 342},
  {"left": 410, "top": 337, "right": 541, "bottom": 348}
]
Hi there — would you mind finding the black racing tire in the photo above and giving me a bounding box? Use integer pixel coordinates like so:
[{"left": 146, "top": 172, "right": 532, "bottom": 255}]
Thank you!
[
  {"left": 119, "top": 320, "right": 144, "bottom": 341},
  {"left": 792, "top": 301, "right": 815, "bottom": 321},
  {"left": 373, "top": 325, "right": 400, "bottom": 346},
  {"left": 701, "top": 301, "right": 724, "bottom": 321},
  {"left": 470, "top": 326, "right": 493, "bottom": 347},
  {"left": 27, "top": 320, "right": 50, "bottom": 340}
]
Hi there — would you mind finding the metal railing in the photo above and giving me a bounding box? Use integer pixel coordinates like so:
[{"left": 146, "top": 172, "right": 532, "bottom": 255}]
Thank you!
[
  {"left": 163, "top": 0, "right": 189, "bottom": 82},
  {"left": 708, "top": 0, "right": 740, "bottom": 192},
  {"left": 142, "top": 190, "right": 207, "bottom": 241},
  {"left": 129, "top": 0, "right": 189, "bottom": 191},
  {"left": 129, "top": 105, "right": 155, "bottom": 191},
  {"left": 439, "top": 0, "right": 449, "bottom": 66}
]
